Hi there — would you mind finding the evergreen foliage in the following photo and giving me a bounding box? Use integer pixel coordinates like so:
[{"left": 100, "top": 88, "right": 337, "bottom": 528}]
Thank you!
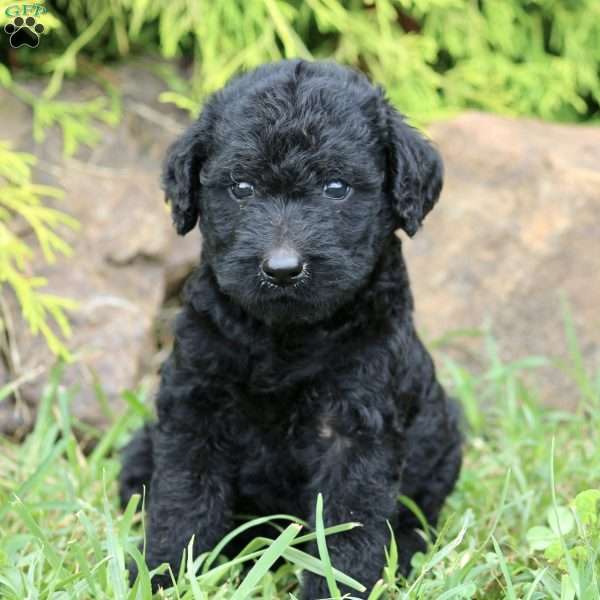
[
  {"left": 2, "top": 0, "right": 598, "bottom": 124},
  {"left": 0, "top": 136, "right": 77, "bottom": 359}
]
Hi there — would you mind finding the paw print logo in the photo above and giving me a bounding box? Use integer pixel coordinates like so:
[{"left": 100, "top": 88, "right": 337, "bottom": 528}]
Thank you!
[{"left": 4, "top": 16, "right": 45, "bottom": 48}]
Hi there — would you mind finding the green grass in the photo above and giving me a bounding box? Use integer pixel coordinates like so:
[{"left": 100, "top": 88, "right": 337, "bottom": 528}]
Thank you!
[{"left": 0, "top": 330, "right": 599, "bottom": 600}]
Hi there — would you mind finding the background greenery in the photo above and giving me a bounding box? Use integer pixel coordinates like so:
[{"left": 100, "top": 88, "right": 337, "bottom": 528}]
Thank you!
[{"left": 4, "top": 0, "right": 600, "bottom": 124}]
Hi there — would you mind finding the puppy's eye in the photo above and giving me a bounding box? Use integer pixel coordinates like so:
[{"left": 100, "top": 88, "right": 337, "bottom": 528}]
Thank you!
[
  {"left": 230, "top": 181, "right": 255, "bottom": 200},
  {"left": 323, "top": 179, "right": 351, "bottom": 200}
]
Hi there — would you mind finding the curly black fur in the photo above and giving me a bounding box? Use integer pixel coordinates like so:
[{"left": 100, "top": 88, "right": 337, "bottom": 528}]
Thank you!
[{"left": 119, "top": 59, "right": 462, "bottom": 598}]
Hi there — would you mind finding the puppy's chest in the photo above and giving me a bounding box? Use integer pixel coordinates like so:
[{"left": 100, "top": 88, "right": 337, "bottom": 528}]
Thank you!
[
  {"left": 234, "top": 392, "right": 313, "bottom": 511},
  {"left": 234, "top": 384, "right": 401, "bottom": 511}
]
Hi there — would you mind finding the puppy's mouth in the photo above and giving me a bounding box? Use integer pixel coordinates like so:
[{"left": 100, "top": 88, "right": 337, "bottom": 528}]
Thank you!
[{"left": 257, "top": 283, "right": 311, "bottom": 309}]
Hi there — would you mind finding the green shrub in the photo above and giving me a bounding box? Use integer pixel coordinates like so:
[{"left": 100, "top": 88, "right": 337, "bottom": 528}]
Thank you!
[
  {"left": 0, "top": 138, "right": 76, "bottom": 359},
  {"left": 2, "top": 0, "right": 599, "bottom": 124}
]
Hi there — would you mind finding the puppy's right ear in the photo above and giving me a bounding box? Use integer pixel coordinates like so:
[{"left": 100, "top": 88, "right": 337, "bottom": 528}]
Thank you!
[{"left": 162, "top": 103, "right": 215, "bottom": 235}]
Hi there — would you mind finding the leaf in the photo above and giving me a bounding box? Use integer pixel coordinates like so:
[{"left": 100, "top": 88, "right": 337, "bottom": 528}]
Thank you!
[
  {"left": 281, "top": 546, "right": 365, "bottom": 592},
  {"left": 0, "top": 63, "right": 11, "bottom": 87},
  {"left": 230, "top": 524, "right": 302, "bottom": 600},
  {"left": 567, "top": 545, "right": 589, "bottom": 563},
  {"left": 560, "top": 573, "right": 576, "bottom": 600},
  {"left": 546, "top": 506, "right": 575, "bottom": 537},
  {"left": 543, "top": 540, "right": 564, "bottom": 562},
  {"left": 315, "top": 493, "right": 340, "bottom": 599},
  {"left": 383, "top": 522, "right": 398, "bottom": 587},
  {"left": 367, "top": 579, "right": 386, "bottom": 600},
  {"left": 0, "top": 143, "right": 76, "bottom": 358},
  {"left": 202, "top": 514, "right": 306, "bottom": 574},
  {"left": 526, "top": 526, "right": 556, "bottom": 552},
  {"left": 423, "top": 510, "right": 472, "bottom": 571},
  {"left": 491, "top": 536, "right": 517, "bottom": 600},
  {"left": 572, "top": 489, "right": 600, "bottom": 526}
]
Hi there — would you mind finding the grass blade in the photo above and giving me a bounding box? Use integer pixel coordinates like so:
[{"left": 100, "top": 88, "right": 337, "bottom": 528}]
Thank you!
[
  {"left": 230, "top": 523, "right": 302, "bottom": 600},
  {"left": 281, "top": 546, "right": 366, "bottom": 592},
  {"left": 315, "top": 493, "right": 340, "bottom": 599}
]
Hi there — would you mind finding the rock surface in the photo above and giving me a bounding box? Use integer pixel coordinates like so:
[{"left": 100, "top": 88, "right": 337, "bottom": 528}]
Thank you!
[
  {"left": 405, "top": 112, "right": 600, "bottom": 408},
  {"left": 2, "top": 86, "right": 598, "bottom": 434},
  {"left": 0, "top": 62, "right": 197, "bottom": 435}
]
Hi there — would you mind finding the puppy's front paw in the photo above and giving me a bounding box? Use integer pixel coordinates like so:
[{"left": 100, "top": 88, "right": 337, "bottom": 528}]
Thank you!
[
  {"left": 126, "top": 559, "right": 176, "bottom": 593},
  {"left": 301, "top": 572, "right": 366, "bottom": 600},
  {"left": 126, "top": 560, "right": 138, "bottom": 587},
  {"left": 150, "top": 571, "right": 177, "bottom": 593},
  {"left": 300, "top": 573, "right": 329, "bottom": 600}
]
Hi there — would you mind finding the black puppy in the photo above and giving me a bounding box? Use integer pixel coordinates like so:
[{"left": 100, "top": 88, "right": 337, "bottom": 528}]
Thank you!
[{"left": 120, "top": 60, "right": 462, "bottom": 598}]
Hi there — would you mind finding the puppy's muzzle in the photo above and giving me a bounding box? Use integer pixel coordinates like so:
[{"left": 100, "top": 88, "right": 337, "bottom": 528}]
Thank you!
[{"left": 261, "top": 247, "right": 306, "bottom": 286}]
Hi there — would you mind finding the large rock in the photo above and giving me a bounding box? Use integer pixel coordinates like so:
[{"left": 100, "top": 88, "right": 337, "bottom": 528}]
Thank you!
[
  {"left": 0, "top": 61, "right": 198, "bottom": 435},
  {"left": 405, "top": 112, "right": 600, "bottom": 408}
]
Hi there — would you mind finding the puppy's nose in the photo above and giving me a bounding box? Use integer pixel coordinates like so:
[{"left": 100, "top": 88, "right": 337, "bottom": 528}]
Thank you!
[{"left": 261, "top": 248, "right": 304, "bottom": 285}]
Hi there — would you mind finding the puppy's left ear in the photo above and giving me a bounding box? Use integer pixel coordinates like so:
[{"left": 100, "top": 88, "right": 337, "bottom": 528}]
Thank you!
[
  {"left": 384, "top": 104, "right": 444, "bottom": 237},
  {"left": 162, "top": 101, "right": 216, "bottom": 235}
]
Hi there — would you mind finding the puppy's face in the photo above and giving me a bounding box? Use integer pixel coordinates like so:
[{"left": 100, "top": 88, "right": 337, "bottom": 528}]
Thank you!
[{"left": 164, "top": 61, "right": 443, "bottom": 325}]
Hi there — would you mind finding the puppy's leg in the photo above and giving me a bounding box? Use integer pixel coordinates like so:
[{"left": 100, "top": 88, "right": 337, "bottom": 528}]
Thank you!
[
  {"left": 301, "top": 437, "right": 401, "bottom": 600},
  {"left": 143, "top": 423, "right": 235, "bottom": 591},
  {"left": 119, "top": 424, "right": 154, "bottom": 509},
  {"left": 395, "top": 394, "right": 463, "bottom": 574}
]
